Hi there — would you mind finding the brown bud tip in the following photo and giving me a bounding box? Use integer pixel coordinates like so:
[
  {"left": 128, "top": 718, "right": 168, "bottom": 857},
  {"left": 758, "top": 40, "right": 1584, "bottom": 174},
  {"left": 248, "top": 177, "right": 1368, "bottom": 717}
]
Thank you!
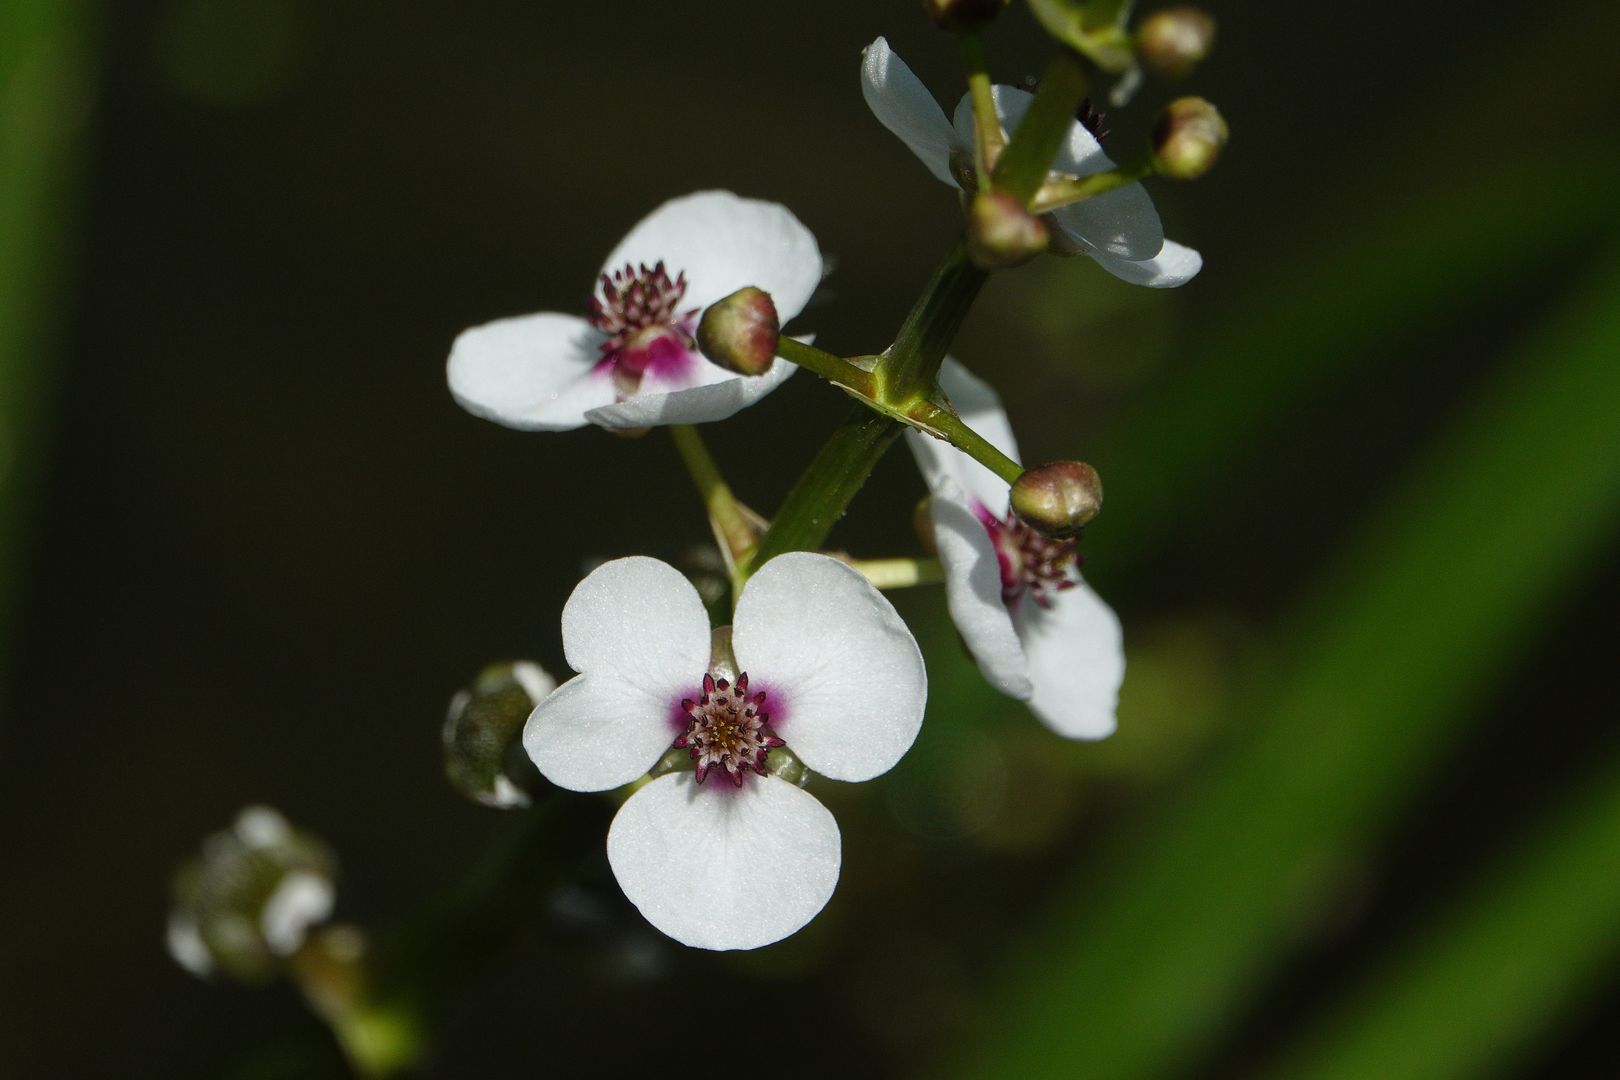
[
  {"left": 966, "top": 191, "right": 1050, "bottom": 269},
  {"left": 921, "top": 0, "right": 1008, "bottom": 32},
  {"left": 1152, "top": 96, "right": 1228, "bottom": 180},
  {"left": 1011, "top": 461, "right": 1102, "bottom": 537},
  {"left": 1137, "top": 6, "right": 1216, "bottom": 80},
  {"left": 697, "top": 287, "right": 779, "bottom": 376}
]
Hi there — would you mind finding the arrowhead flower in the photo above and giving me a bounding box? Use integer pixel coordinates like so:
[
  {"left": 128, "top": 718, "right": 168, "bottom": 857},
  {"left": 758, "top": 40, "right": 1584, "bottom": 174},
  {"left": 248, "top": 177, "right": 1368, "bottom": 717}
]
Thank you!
[
  {"left": 860, "top": 37, "right": 1201, "bottom": 288},
  {"left": 448, "top": 190, "right": 823, "bottom": 431},
  {"left": 523, "top": 552, "right": 926, "bottom": 950},
  {"left": 909, "top": 360, "right": 1124, "bottom": 739}
]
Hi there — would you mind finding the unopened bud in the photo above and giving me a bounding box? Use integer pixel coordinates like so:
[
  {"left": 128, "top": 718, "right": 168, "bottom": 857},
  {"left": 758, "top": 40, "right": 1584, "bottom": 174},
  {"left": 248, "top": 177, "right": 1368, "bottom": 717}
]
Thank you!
[
  {"left": 696, "top": 287, "right": 779, "bottom": 376},
  {"left": 922, "top": 0, "right": 1008, "bottom": 31},
  {"left": 1137, "top": 6, "right": 1216, "bottom": 79},
  {"left": 1010, "top": 461, "right": 1102, "bottom": 537},
  {"left": 167, "top": 806, "right": 337, "bottom": 983},
  {"left": 967, "top": 192, "right": 1050, "bottom": 269},
  {"left": 443, "top": 661, "right": 555, "bottom": 809},
  {"left": 1153, "top": 96, "right": 1227, "bottom": 179}
]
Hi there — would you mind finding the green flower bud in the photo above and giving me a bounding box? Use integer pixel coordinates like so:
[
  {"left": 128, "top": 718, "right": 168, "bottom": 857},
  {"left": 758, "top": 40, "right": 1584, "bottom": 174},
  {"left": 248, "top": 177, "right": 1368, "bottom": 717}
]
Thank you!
[
  {"left": 1153, "top": 96, "right": 1228, "bottom": 180},
  {"left": 696, "top": 286, "right": 780, "bottom": 377},
  {"left": 443, "top": 660, "right": 555, "bottom": 809},
  {"left": 1137, "top": 6, "right": 1216, "bottom": 79},
  {"left": 1010, "top": 461, "right": 1103, "bottom": 537},
  {"left": 921, "top": 0, "right": 1009, "bottom": 32},
  {"left": 167, "top": 806, "right": 338, "bottom": 983},
  {"left": 966, "top": 192, "right": 1051, "bottom": 269}
]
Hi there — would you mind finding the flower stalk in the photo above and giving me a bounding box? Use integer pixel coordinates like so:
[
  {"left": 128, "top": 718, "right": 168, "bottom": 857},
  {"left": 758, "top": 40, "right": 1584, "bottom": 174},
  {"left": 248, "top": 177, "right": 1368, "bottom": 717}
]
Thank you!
[
  {"left": 959, "top": 31, "right": 1003, "bottom": 185},
  {"left": 991, "top": 48, "right": 1091, "bottom": 203},
  {"left": 846, "top": 557, "right": 946, "bottom": 589}
]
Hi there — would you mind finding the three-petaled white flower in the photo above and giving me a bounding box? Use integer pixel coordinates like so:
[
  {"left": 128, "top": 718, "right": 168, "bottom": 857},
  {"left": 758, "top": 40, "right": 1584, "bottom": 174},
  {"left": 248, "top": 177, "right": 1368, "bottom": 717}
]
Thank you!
[
  {"left": 861, "top": 37, "right": 1201, "bottom": 289},
  {"left": 910, "top": 360, "right": 1124, "bottom": 739},
  {"left": 448, "top": 190, "right": 823, "bottom": 431},
  {"left": 523, "top": 552, "right": 926, "bottom": 950}
]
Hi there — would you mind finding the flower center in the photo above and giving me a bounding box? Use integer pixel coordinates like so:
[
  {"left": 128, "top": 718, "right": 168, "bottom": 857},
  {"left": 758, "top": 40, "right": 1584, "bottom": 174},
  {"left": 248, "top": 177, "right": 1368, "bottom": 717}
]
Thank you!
[
  {"left": 585, "top": 260, "right": 700, "bottom": 396},
  {"left": 675, "top": 672, "right": 783, "bottom": 787},
  {"left": 980, "top": 506, "right": 1082, "bottom": 608}
]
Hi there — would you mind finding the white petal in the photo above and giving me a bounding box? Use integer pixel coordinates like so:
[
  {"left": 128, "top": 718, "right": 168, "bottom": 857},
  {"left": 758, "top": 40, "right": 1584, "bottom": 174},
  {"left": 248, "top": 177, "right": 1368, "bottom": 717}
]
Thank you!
[
  {"left": 259, "top": 871, "right": 334, "bottom": 956},
  {"left": 560, "top": 556, "right": 712, "bottom": 697},
  {"left": 963, "top": 87, "right": 1165, "bottom": 260},
  {"left": 599, "top": 191, "right": 823, "bottom": 320},
  {"left": 929, "top": 479, "right": 1031, "bottom": 698},
  {"left": 1013, "top": 579, "right": 1124, "bottom": 739},
  {"left": 584, "top": 355, "right": 797, "bottom": 430},
  {"left": 906, "top": 357, "right": 1019, "bottom": 515},
  {"left": 1087, "top": 239, "right": 1203, "bottom": 288},
  {"left": 606, "top": 772, "right": 840, "bottom": 951},
  {"left": 447, "top": 313, "right": 615, "bottom": 431},
  {"left": 523, "top": 674, "right": 685, "bottom": 792},
  {"left": 861, "top": 37, "right": 962, "bottom": 186},
  {"left": 732, "top": 552, "right": 925, "bottom": 782},
  {"left": 166, "top": 914, "right": 213, "bottom": 977}
]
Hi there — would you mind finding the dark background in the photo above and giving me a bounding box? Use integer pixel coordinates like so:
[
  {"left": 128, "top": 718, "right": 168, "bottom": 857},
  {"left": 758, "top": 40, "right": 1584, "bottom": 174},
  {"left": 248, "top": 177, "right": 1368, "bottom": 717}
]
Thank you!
[{"left": 4, "top": 1, "right": 1619, "bottom": 1076}]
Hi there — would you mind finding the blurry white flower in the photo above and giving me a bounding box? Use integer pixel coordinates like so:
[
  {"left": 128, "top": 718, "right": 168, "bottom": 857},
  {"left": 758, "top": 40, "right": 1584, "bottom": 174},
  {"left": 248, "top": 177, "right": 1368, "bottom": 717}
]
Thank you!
[
  {"left": 909, "top": 360, "right": 1124, "bottom": 738},
  {"left": 860, "top": 37, "right": 1201, "bottom": 288},
  {"left": 167, "top": 806, "right": 337, "bottom": 981},
  {"left": 523, "top": 552, "right": 926, "bottom": 950},
  {"left": 448, "top": 191, "right": 823, "bottom": 431}
]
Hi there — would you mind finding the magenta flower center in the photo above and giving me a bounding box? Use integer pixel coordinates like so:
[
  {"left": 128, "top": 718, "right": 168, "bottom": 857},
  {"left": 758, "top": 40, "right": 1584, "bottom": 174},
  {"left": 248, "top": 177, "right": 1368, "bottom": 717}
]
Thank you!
[
  {"left": 586, "top": 260, "right": 700, "bottom": 396},
  {"left": 979, "top": 506, "right": 1081, "bottom": 608},
  {"left": 675, "top": 672, "right": 783, "bottom": 788}
]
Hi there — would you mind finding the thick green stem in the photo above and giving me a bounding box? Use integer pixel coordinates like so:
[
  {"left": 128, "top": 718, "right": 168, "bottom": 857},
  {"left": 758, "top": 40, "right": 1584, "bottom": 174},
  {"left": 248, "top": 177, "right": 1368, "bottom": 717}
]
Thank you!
[
  {"left": 878, "top": 239, "right": 987, "bottom": 406},
  {"left": 959, "top": 32, "right": 1002, "bottom": 185},
  {"left": 670, "top": 424, "right": 756, "bottom": 581},
  {"left": 992, "top": 49, "right": 1090, "bottom": 203},
  {"left": 746, "top": 409, "right": 902, "bottom": 572},
  {"left": 775, "top": 336, "right": 875, "bottom": 397}
]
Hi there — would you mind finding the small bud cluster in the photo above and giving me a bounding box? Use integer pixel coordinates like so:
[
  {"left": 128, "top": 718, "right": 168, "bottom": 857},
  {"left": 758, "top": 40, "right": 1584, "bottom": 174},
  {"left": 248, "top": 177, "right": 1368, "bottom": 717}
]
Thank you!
[
  {"left": 1153, "top": 96, "right": 1228, "bottom": 180},
  {"left": 1137, "top": 6, "right": 1216, "bottom": 79},
  {"left": 167, "top": 807, "right": 337, "bottom": 983}
]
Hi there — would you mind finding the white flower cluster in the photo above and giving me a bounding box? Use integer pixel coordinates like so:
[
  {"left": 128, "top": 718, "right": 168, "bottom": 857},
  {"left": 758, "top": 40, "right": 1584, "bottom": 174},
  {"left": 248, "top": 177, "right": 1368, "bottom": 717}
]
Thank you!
[{"left": 443, "top": 41, "right": 1139, "bottom": 951}]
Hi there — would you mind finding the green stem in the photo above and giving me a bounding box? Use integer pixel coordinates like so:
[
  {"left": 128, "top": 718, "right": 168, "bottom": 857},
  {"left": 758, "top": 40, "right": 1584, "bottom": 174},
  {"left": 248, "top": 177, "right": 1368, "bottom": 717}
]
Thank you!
[
  {"left": 846, "top": 557, "right": 945, "bottom": 590},
  {"left": 746, "top": 409, "right": 902, "bottom": 572},
  {"left": 1029, "top": 160, "right": 1151, "bottom": 213},
  {"left": 959, "top": 31, "right": 1002, "bottom": 186},
  {"left": 878, "top": 239, "right": 987, "bottom": 406},
  {"left": 775, "top": 336, "right": 875, "bottom": 397},
  {"left": 670, "top": 424, "right": 756, "bottom": 583},
  {"left": 992, "top": 49, "right": 1090, "bottom": 203},
  {"left": 916, "top": 402, "right": 1024, "bottom": 485}
]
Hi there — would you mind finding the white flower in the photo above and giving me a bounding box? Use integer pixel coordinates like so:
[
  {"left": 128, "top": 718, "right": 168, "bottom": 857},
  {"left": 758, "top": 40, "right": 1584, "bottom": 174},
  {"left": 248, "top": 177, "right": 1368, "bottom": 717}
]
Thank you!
[
  {"left": 908, "top": 360, "right": 1124, "bottom": 738},
  {"left": 448, "top": 190, "right": 823, "bottom": 431},
  {"left": 523, "top": 552, "right": 926, "bottom": 950},
  {"left": 860, "top": 37, "right": 1201, "bottom": 289}
]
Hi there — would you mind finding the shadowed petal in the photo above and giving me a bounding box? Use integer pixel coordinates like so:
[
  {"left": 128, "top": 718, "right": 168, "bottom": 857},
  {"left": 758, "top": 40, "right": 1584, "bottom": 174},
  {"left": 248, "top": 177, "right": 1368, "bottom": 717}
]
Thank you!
[
  {"left": 1088, "top": 239, "right": 1203, "bottom": 288},
  {"left": 929, "top": 479, "right": 1032, "bottom": 698},
  {"left": 1013, "top": 579, "right": 1124, "bottom": 739},
  {"left": 600, "top": 191, "right": 823, "bottom": 320},
  {"left": 861, "top": 37, "right": 961, "bottom": 185},
  {"left": 584, "top": 357, "right": 797, "bottom": 429},
  {"left": 606, "top": 772, "right": 840, "bottom": 951},
  {"left": 732, "top": 552, "right": 925, "bottom": 782},
  {"left": 447, "top": 313, "right": 615, "bottom": 430}
]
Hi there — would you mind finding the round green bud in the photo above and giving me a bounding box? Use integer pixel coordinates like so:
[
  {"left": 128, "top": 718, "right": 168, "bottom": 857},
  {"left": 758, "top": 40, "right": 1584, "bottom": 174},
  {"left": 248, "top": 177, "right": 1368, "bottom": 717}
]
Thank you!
[
  {"left": 921, "top": 0, "right": 1008, "bottom": 32},
  {"left": 1010, "top": 460, "right": 1103, "bottom": 537},
  {"left": 1152, "top": 96, "right": 1228, "bottom": 180},
  {"left": 1137, "top": 6, "right": 1216, "bottom": 80},
  {"left": 696, "top": 286, "right": 780, "bottom": 377},
  {"left": 966, "top": 191, "right": 1050, "bottom": 269},
  {"left": 443, "top": 660, "right": 554, "bottom": 809}
]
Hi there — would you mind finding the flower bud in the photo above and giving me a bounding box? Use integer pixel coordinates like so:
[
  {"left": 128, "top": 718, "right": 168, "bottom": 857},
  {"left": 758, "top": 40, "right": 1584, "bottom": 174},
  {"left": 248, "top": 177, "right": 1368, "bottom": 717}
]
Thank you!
[
  {"left": 696, "top": 287, "right": 779, "bottom": 376},
  {"left": 1152, "top": 96, "right": 1228, "bottom": 180},
  {"left": 1137, "top": 6, "right": 1216, "bottom": 79},
  {"left": 443, "top": 660, "right": 555, "bottom": 809},
  {"left": 921, "top": 0, "right": 1008, "bottom": 31},
  {"left": 966, "top": 192, "right": 1050, "bottom": 269},
  {"left": 1010, "top": 461, "right": 1102, "bottom": 537},
  {"left": 167, "top": 806, "right": 338, "bottom": 983}
]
